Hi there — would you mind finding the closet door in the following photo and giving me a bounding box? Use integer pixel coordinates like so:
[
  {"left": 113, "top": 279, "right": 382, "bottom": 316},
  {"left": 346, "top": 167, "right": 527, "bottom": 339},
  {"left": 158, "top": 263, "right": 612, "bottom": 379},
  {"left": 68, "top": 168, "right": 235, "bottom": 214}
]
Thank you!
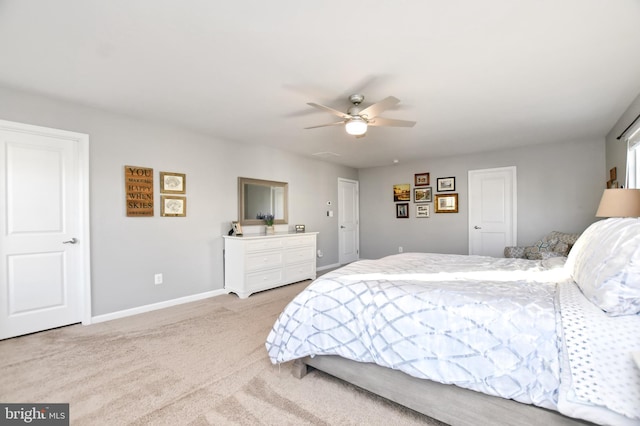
[
  {"left": 468, "top": 167, "right": 517, "bottom": 257},
  {"left": 338, "top": 178, "right": 359, "bottom": 264},
  {"left": 0, "top": 120, "right": 90, "bottom": 339}
]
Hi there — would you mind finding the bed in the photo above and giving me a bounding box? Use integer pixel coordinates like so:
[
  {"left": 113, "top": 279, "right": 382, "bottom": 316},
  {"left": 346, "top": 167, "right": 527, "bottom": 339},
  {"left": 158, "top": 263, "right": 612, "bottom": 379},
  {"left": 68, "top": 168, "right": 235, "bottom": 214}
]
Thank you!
[{"left": 265, "top": 218, "right": 640, "bottom": 426}]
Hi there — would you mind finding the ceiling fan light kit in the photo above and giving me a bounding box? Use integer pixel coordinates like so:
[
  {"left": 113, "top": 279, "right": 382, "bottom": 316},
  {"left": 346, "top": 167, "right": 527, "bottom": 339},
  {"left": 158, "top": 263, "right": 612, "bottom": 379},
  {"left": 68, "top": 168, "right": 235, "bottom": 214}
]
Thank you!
[
  {"left": 305, "top": 94, "right": 416, "bottom": 137},
  {"left": 345, "top": 117, "right": 368, "bottom": 135}
]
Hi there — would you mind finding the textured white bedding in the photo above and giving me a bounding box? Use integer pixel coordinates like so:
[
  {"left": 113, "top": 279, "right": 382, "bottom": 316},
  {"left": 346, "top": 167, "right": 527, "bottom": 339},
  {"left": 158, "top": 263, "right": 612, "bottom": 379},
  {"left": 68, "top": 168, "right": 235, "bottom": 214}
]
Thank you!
[
  {"left": 266, "top": 252, "right": 568, "bottom": 409},
  {"left": 266, "top": 247, "right": 640, "bottom": 425}
]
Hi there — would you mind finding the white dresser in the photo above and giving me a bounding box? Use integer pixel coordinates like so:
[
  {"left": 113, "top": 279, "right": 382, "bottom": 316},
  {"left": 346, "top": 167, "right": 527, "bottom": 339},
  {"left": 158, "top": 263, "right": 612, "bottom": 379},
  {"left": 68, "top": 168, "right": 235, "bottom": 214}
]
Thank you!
[{"left": 223, "top": 232, "right": 318, "bottom": 298}]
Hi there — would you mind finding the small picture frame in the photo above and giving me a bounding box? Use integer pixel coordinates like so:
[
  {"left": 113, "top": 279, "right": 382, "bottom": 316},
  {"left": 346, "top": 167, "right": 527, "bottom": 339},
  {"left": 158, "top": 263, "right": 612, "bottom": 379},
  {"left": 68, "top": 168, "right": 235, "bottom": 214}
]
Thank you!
[
  {"left": 414, "top": 187, "right": 432, "bottom": 203},
  {"left": 414, "top": 172, "right": 430, "bottom": 186},
  {"left": 396, "top": 203, "right": 409, "bottom": 218},
  {"left": 160, "top": 172, "right": 186, "bottom": 194},
  {"left": 416, "top": 204, "right": 430, "bottom": 218},
  {"left": 295, "top": 224, "right": 305, "bottom": 233},
  {"left": 610, "top": 167, "right": 617, "bottom": 181},
  {"left": 393, "top": 184, "right": 411, "bottom": 202},
  {"left": 161, "top": 195, "right": 186, "bottom": 217},
  {"left": 232, "top": 221, "right": 243, "bottom": 236},
  {"left": 434, "top": 194, "right": 458, "bottom": 213},
  {"left": 437, "top": 177, "right": 455, "bottom": 192}
]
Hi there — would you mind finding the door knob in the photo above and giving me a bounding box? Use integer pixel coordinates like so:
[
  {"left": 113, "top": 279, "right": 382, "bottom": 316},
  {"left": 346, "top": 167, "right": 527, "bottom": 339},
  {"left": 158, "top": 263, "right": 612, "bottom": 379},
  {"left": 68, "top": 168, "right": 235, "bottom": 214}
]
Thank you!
[
  {"left": 63, "top": 238, "right": 78, "bottom": 244},
  {"left": 474, "top": 226, "right": 482, "bottom": 230},
  {"left": 340, "top": 225, "right": 346, "bottom": 229}
]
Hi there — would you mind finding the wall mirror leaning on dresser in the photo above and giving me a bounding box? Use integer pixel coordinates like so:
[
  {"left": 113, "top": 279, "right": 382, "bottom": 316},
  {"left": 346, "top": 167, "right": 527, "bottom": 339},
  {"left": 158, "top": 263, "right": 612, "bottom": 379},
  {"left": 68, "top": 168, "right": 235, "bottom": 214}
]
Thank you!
[{"left": 238, "top": 177, "right": 288, "bottom": 226}]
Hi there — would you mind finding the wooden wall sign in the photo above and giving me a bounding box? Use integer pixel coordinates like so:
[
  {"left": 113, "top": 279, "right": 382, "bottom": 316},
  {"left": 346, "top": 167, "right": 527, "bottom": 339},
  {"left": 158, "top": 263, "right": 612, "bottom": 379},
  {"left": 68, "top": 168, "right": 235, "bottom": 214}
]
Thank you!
[{"left": 125, "top": 165, "right": 154, "bottom": 217}]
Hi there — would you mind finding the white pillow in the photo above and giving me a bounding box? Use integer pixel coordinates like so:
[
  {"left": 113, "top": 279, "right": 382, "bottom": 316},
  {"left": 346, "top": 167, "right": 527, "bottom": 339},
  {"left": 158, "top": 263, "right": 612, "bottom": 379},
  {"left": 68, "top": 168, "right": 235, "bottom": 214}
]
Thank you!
[{"left": 566, "top": 218, "right": 640, "bottom": 316}]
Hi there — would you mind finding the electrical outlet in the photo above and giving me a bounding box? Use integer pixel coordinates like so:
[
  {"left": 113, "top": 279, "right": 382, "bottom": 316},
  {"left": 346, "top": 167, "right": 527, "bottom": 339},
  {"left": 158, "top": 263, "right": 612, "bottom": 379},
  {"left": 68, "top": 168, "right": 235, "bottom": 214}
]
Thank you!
[
  {"left": 154, "top": 273, "right": 163, "bottom": 285},
  {"left": 398, "top": 246, "right": 403, "bottom": 253}
]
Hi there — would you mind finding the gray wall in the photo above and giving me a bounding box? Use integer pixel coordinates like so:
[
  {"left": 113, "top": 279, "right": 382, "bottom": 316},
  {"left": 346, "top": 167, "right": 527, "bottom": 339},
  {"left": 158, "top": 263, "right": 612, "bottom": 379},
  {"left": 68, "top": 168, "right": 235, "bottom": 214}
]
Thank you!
[
  {"left": 606, "top": 91, "right": 640, "bottom": 185},
  {"left": 358, "top": 139, "right": 604, "bottom": 260},
  {"left": 0, "top": 83, "right": 613, "bottom": 317},
  {"left": 0, "top": 86, "right": 357, "bottom": 316}
]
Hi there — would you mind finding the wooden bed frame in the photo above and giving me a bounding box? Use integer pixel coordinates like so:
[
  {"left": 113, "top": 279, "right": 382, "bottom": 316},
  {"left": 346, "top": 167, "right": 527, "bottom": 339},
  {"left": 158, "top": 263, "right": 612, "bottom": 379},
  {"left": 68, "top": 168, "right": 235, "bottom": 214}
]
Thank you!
[{"left": 292, "top": 355, "right": 595, "bottom": 426}]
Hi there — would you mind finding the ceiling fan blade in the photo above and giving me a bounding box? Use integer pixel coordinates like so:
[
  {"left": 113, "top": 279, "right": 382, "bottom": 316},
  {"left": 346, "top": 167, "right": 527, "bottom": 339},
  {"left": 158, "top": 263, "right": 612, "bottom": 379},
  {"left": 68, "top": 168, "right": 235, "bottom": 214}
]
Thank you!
[
  {"left": 307, "top": 102, "right": 351, "bottom": 119},
  {"left": 368, "top": 117, "right": 416, "bottom": 128},
  {"left": 304, "top": 121, "right": 345, "bottom": 129},
  {"left": 359, "top": 96, "right": 400, "bottom": 119}
]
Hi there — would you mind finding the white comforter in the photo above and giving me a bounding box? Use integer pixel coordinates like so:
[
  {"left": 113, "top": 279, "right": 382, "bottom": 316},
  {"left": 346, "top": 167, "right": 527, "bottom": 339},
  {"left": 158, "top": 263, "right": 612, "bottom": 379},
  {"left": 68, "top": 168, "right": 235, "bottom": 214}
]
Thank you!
[{"left": 266, "top": 252, "right": 571, "bottom": 410}]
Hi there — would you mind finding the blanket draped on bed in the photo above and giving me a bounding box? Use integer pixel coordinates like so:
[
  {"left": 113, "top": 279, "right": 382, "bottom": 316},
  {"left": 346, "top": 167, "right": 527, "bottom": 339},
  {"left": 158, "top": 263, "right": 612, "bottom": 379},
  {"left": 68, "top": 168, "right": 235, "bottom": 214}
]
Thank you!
[{"left": 266, "top": 253, "right": 570, "bottom": 410}]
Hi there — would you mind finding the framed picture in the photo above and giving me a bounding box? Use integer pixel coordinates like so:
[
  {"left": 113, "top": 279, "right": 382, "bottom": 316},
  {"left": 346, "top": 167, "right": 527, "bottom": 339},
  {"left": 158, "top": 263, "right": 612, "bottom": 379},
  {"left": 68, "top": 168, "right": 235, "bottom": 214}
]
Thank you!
[
  {"left": 396, "top": 203, "right": 409, "bottom": 218},
  {"left": 437, "top": 177, "right": 455, "bottom": 192},
  {"left": 232, "top": 221, "right": 243, "bottom": 235},
  {"left": 393, "top": 184, "right": 411, "bottom": 202},
  {"left": 414, "top": 172, "right": 430, "bottom": 186},
  {"left": 414, "top": 187, "right": 432, "bottom": 203},
  {"left": 160, "top": 172, "right": 186, "bottom": 194},
  {"left": 161, "top": 195, "right": 186, "bottom": 217},
  {"left": 416, "top": 204, "right": 430, "bottom": 218},
  {"left": 295, "top": 224, "right": 305, "bottom": 233},
  {"left": 434, "top": 193, "right": 458, "bottom": 213},
  {"left": 125, "top": 165, "right": 154, "bottom": 217}
]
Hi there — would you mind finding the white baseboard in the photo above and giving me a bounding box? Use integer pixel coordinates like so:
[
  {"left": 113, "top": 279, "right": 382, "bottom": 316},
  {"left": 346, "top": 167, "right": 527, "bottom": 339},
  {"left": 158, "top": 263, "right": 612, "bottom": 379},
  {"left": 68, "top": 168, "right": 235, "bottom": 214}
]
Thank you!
[
  {"left": 90, "top": 289, "right": 228, "bottom": 324},
  {"left": 317, "top": 262, "right": 342, "bottom": 272},
  {"left": 89, "top": 263, "right": 348, "bottom": 325}
]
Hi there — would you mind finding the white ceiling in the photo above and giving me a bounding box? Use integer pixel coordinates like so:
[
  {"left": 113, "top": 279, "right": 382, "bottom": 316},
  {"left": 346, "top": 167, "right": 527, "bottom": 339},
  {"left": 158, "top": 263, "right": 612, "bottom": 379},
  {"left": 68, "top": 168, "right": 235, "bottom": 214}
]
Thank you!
[{"left": 1, "top": 0, "right": 640, "bottom": 169}]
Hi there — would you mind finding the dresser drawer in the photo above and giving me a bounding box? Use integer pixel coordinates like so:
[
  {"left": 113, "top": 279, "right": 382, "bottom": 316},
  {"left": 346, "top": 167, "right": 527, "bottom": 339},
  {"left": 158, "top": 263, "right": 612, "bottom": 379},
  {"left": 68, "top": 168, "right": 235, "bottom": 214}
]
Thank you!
[
  {"left": 246, "top": 268, "right": 283, "bottom": 291},
  {"left": 284, "top": 246, "right": 315, "bottom": 264},
  {"left": 246, "top": 251, "right": 283, "bottom": 271},
  {"left": 246, "top": 238, "right": 283, "bottom": 252},
  {"left": 282, "top": 235, "right": 314, "bottom": 248},
  {"left": 284, "top": 262, "right": 316, "bottom": 283}
]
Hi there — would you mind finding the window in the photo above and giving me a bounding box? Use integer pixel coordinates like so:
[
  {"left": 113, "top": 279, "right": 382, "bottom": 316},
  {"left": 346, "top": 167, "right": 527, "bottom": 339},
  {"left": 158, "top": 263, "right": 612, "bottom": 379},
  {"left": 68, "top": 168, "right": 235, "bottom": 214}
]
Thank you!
[
  {"left": 629, "top": 143, "right": 638, "bottom": 188},
  {"left": 627, "top": 125, "right": 640, "bottom": 188}
]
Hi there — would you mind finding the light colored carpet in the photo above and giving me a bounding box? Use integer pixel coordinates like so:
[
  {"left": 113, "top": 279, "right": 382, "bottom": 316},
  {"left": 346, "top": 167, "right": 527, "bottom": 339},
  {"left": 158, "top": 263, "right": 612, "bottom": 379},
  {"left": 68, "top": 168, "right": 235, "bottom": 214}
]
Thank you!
[{"left": 0, "top": 281, "right": 446, "bottom": 425}]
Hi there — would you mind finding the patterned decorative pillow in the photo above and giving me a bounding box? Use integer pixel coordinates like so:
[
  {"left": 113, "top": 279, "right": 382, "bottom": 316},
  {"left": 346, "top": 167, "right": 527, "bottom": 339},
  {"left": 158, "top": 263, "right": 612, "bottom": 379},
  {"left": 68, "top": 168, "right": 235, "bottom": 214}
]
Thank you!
[
  {"left": 566, "top": 218, "right": 640, "bottom": 316},
  {"left": 527, "top": 251, "right": 566, "bottom": 260},
  {"left": 547, "top": 231, "right": 581, "bottom": 256},
  {"left": 524, "top": 238, "right": 559, "bottom": 260},
  {"left": 552, "top": 242, "right": 570, "bottom": 256},
  {"left": 504, "top": 246, "right": 526, "bottom": 258}
]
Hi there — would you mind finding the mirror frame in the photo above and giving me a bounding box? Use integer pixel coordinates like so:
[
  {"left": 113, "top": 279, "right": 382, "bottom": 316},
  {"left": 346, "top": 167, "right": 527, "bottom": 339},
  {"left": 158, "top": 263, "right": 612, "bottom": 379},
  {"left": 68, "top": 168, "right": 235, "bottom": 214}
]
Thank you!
[{"left": 238, "top": 177, "right": 289, "bottom": 226}]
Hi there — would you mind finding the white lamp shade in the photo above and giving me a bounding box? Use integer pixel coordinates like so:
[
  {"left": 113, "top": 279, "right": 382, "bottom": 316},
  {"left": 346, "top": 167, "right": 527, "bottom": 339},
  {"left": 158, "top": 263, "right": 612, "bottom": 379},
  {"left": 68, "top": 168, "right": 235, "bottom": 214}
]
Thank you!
[
  {"left": 345, "top": 118, "right": 367, "bottom": 136},
  {"left": 595, "top": 189, "right": 640, "bottom": 217}
]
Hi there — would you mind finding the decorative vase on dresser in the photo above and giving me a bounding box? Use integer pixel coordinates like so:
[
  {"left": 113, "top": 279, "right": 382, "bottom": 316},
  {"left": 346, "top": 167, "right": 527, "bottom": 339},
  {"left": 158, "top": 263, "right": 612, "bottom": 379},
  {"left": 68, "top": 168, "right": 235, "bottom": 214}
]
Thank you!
[{"left": 223, "top": 232, "right": 318, "bottom": 298}]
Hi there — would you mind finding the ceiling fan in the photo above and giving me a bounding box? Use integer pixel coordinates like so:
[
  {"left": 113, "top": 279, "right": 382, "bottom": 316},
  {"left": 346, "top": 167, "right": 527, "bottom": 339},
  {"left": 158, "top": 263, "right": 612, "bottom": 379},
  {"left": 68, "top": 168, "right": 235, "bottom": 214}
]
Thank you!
[{"left": 305, "top": 94, "right": 416, "bottom": 137}]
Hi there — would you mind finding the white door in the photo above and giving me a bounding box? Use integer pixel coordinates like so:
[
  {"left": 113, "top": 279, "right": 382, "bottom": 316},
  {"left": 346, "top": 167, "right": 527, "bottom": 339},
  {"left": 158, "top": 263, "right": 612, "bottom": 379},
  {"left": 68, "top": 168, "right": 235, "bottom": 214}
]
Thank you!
[
  {"left": 0, "top": 120, "right": 90, "bottom": 339},
  {"left": 468, "top": 167, "right": 517, "bottom": 257},
  {"left": 338, "top": 178, "right": 359, "bottom": 264}
]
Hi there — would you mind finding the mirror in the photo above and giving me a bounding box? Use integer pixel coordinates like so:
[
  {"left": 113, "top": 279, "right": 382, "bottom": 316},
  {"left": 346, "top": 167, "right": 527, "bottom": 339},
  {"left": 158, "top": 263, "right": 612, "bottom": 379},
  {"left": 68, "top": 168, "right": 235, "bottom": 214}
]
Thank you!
[{"left": 238, "top": 177, "right": 288, "bottom": 225}]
